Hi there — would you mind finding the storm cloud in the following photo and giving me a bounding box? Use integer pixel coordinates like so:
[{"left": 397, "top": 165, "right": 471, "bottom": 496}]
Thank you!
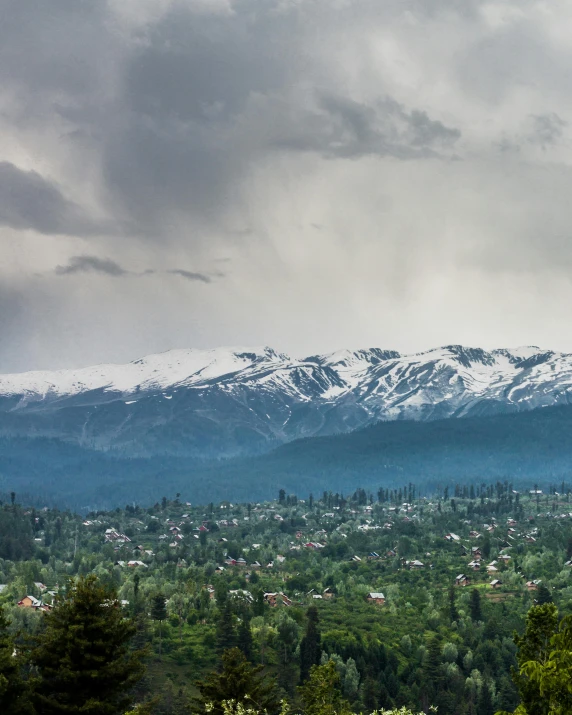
[
  {"left": 0, "top": 162, "right": 104, "bottom": 236},
  {"left": 2, "top": 0, "right": 572, "bottom": 371}
]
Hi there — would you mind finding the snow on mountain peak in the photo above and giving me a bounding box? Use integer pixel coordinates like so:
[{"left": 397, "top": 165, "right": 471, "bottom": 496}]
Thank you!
[{"left": 0, "top": 345, "right": 288, "bottom": 399}]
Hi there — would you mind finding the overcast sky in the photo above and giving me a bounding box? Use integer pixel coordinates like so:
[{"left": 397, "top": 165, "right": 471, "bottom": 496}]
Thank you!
[{"left": 2, "top": 0, "right": 572, "bottom": 372}]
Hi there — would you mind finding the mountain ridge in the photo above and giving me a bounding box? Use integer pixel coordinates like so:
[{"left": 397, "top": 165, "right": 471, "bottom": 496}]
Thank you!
[{"left": 1, "top": 343, "right": 572, "bottom": 458}]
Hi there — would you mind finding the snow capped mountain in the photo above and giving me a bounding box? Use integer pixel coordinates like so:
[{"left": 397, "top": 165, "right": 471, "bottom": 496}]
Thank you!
[{"left": 1, "top": 343, "right": 572, "bottom": 458}]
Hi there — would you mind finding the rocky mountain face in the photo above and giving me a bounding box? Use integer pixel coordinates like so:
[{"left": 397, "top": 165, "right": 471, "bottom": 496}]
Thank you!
[{"left": 1, "top": 344, "right": 571, "bottom": 458}]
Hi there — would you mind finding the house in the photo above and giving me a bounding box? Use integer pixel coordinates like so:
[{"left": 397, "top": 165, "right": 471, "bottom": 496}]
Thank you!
[
  {"left": 405, "top": 560, "right": 425, "bottom": 569},
  {"left": 455, "top": 574, "right": 470, "bottom": 587},
  {"left": 127, "top": 560, "right": 148, "bottom": 568},
  {"left": 487, "top": 565, "right": 499, "bottom": 573},
  {"left": 366, "top": 592, "right": 385, "bottom": 605},
  {"left": 34, "top": 582, "right": 47, "bottom": 592},
  {"left": 229, "top": 589, "right": 253, "bottom": 603},
  {"left": 468, "top": 561, "right": 481, "bottom": 571},
  {"left": 526, "top": 580, "right": 541, "bottom": 591},
  {"left": 498, "top": 554, "right": 512, "bottom": 562},
  {"left": 264, "top": 592, "right": 291, "bottom": 607},
  {"left": 236, "top": 558, "right": 247, "bottom": 567},
  {"left": 445, "top": 533, "right": 460, "bottom": 542},
  {"left": 490, "top": 579, "right": 503, "bottom": 589},
  {"left": 322, "top": 588, "right": 334, "bottom": 599},
  {"left": 469, "top": 531, "right": 482, "bottom": 538},
  {"left": 18, "top": 595, "right": 42, "bottom": 609},
  {"left": 104, "top": 529, "right": 131, "bottom": 544},
  {"left": 368, "top": 552, "right": 380, "bottom": 560}
]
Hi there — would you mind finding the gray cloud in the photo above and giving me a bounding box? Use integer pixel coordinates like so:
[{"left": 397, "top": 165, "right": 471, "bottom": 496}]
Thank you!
[
  {"left": 167, "top": 269, "right": 212, "bottom": 283},
  {"left": 3, "top": 0, "right": 572, "bottom": 370},
  {"left": 528, "top": 113, "right": 567, "bottom": 149},
  {"left": 55, "top": 255, "right": 128, "bottom": 276},
  {"left": 55, "top": 256, "right": 215, "bottom": 283},
  {"left": 0, "top": 162, "right": 104, "bottom": 237}
]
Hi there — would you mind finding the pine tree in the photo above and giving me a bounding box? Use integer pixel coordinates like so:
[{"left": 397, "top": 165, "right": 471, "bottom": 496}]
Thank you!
[
  {"left": 237, "top": 616, "right": 253, "bottom": 662},
  {"left": 299, "top": 606, "right": 321, "bottom": 683},
  {"left": 511, "top": 603, "right": 557, "bottom": 715},
  {"left": 477, "top": 683, "right": 494, "bottom": 715},
  {"left": 151, "top": 593, "right": 167, "bottom": 657},
  {"left": 192, "top": 647, "right": 280, "bottom": 715},
  {"left": 423, "top": 637, "right": 442, "bottom": 697},
  {"left": 0, "top": 607, "right": 33, "bottom": 715},
  {"left": 298, "top": 660, "right": 352, "bottom": 715},
  {"left": 29, "top": 575, "right": 146, "bottom": 715},
  {"left": 535, "top": 583, "right": 553, "bottom": 605},
  {"left": 470, "top": 588, "right": 483, "bottom": 622},
  {"left": 448, "top": 585, "right": 458, "bottom": 622},
  {"left": 215, "top": 600, "right": 236, "bottom": 656}
]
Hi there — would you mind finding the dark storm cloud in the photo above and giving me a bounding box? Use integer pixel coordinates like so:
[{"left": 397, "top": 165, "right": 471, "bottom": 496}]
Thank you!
[
  {"left": 0, "top": 162, "right": 104, "bottom": 237},
  {"left": 55, "top": 255, "right": 128, "bottom": 276},
  {"left": 0, "top": 0, "right": 464, "bottom": 242}
]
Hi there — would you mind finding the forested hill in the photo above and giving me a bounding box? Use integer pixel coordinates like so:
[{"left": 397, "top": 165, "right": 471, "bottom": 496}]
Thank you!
[
  {"left": 3, "top": 404, "right": 572, "bottom": 509},
  {"left": 225, "top": 402, "right": 572, "bottom": 493}
]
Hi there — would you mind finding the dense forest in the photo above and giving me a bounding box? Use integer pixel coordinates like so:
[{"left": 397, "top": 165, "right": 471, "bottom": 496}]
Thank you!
[
  {"left": 1, "top": 482, "right": 572, "bottom": 713},
  {"left": 3, "top": 404, "right": 572, "bottom": 510}
]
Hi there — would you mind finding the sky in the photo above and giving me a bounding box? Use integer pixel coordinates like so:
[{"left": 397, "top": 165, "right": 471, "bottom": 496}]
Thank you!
[{"left": 2, "top": 0, "right": 572, "bottom": 372}]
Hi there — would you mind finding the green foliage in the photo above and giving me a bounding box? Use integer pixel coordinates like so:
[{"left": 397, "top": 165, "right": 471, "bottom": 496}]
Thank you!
[
  {"left": 500, "top": 605, "right": 572, "bottom": 715},
  {"left": 0, "top": 506, "right": 34, "bottom": 561},
  {"left": 299, "top": 606, "right": 321, "bottom": 684},
  {"left": 193, "top": 648, "right": 281, "bottom": 715},
  {"left": 298, "top": 660, "right": 352, "bottom": 715},
  {"left": 28, "top": 575, "right": 146, "bottom": 715},
  {"left": 470, "top": 588, "right": 483, "bottom": 622},
  {"left": 0, "top": 606, "right": 33, "bottom": 714}
]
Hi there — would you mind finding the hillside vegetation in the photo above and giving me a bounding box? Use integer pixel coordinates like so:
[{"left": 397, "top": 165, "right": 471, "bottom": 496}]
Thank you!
[{"left": 2, "top": 404, "right": 572, "bottom": 509}]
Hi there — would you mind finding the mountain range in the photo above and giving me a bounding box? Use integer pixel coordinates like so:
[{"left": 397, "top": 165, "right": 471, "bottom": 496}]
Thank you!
[{"left": 1, "top": 343, "right": 572, "bottom": 459}]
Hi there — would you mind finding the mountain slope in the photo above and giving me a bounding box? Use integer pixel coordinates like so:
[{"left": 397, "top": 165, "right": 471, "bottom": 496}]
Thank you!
[
  {"left": 2, "top": 344, "right": 572, "bottom": 458},
  {"left": 3, "top": 404, "right": 572, "bottom": 510}
]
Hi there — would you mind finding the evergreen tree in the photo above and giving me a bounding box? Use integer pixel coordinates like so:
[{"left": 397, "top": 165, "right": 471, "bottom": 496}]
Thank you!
[
  {"left": 237, "top": 616, "right": 253, "bottom": 662},
  {"left": 511, "top": 603, "right": 557, "bottom": 715},
  {"left": 0, "top": 607, "right": 33, "bottom": 715},
  {"left": 29, "top": 575, "right": 146, "bottom": 715},
  {"left": 470, "top": 588, "right": 483, "bottom": 622},
  {"left": 535, "top": 583, "right": 553, "bottom": 605},
  {"left": 299, "top": 606, "right": 321, "bottom": 683},
  {"left": 192, "top": 647, "right": 280, "bottom": 715},
  {"left": 482, "top": 532, "right": 491, "bottom": 559},
  {"left": 298, "top": 660, "right": 352, "bottom": 715},
  {"left": 151, "top": 593, "right": 167, "bottom": 657},
  {"left": 422, "top": 636, "right": 442, "bottom": 703},
  {"left": 252, "top": 589, "right": 265, "bottom": 618},
  {"left": 216, "top": 600, "right": 236, "bottom": 656},
  {"left": 448, "top": 585, "right": 458, "bottom": 622},
  {"left": 477, "top": 683, "right": 494, "bottom": 715}
]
